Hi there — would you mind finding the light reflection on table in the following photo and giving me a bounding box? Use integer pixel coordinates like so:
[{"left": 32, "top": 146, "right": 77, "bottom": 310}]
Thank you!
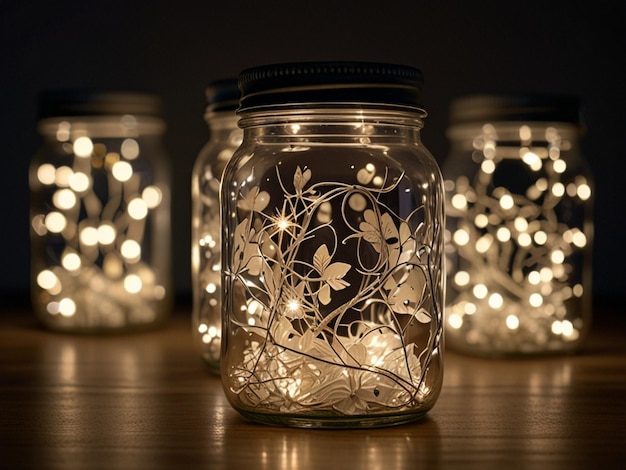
[{"left": 1, "top": 307, "right": 625, "bottom": 468}]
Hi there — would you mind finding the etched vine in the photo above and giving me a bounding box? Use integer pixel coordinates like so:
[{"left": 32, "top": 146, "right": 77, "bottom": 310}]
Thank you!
[{"left": 225, "top": 165, "right": 441, "bottom": 415}]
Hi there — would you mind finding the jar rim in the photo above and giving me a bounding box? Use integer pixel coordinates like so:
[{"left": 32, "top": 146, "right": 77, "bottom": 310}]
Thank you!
[{"left": 237, "top": 105, "right": 427, "bottom": 127}]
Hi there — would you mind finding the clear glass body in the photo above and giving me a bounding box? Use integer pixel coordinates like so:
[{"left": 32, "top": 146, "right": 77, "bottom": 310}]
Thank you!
[
  {"left": 443, "top": 122, "right": 593, "bottom": 355},
  {"left": 29, "top": 115, "right": 172, "bottom": 332},
  {"left": 220, "top": 107, "right": 445, "bottom": 428},
  {"left": 192, "top": 111, "right": 242, "bottom": 372}
]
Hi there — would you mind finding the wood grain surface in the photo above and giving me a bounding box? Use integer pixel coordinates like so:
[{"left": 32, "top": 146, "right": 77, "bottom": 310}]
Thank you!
[{"left": 1, "top": 302, "right": 625, "bottom": 469}]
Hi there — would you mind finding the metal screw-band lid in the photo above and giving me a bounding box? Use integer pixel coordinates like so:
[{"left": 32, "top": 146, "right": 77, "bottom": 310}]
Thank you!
[
  {"left": 238, "top": 61, "right": 424, "bottom": 112},
  {"left": 449, "top": 93, "right": 581, "bottom": 125},
  {"left": 38, "top": 89, "right": 163, "bottom": 119}
]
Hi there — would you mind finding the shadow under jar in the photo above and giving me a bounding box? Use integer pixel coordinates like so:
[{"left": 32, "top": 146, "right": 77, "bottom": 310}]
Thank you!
[{"left": 220, "top": 62, "right": 445, "bottom": 428}]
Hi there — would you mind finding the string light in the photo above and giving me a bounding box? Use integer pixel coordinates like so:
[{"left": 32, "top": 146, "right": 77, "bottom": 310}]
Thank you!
[
  {"left": 444, "top": 95, "right": 592, "bottom": 354},
  {"left": 30, "top": 94, "right": 169, "bottom": 331}
]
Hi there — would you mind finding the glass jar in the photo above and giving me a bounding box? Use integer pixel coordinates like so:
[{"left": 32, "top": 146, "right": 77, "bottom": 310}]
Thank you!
[
  {"left": 220, "top": 62, "right": 445, "bottom": 428},
  {"left": 443, "top": 93, "right": 593, "bottom": 355},
  {"left": 29, "top": 90, "right": 172, "bottom": 332},
  {"left": 192, "top": 79, "right": 242, "bottom": 372}
]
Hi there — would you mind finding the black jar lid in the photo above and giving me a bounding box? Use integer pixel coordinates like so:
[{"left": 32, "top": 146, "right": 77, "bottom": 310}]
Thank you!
[
  {"left": 38, "top": 89, "right": 163, "bottom": 119},
  {"left": 449, "top": 93, "right": 581, "bottom": 125},
  {"left": 205, "top": 79, "right": 240, "bottom": 113},
  {"left": 238, "top": 61, "right": 424, "bottom": 111}
]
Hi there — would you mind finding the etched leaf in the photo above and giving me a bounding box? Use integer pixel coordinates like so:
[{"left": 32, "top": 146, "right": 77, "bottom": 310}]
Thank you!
[
  {"left": 323, "top": 263, "right": 351, "bottom": 290},
  {"left": 414, "top": 308, "right": 431, "bottom": 323},
  {"left": 313, "top": 244, "right": 332, "bottom": 273},
  {"left": 293, "top": 166, "right": 312, "bottom": 192},
  {"left": 387, "top": 267, "right": 427, "bottom": 315},
  {"left": 314, "top": 245, "right": 351, "bottom": 304},
  {"left": 237, "top": 186, "right": 270, "bottom": 212},
  {"left": 319, "top": 284, "right": 332, "bottom": 305}
]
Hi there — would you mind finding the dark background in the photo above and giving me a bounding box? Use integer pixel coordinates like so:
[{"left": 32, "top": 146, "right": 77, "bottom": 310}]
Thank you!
[{"left": 1, "top": 0, "right": 624, "bottom": 304}]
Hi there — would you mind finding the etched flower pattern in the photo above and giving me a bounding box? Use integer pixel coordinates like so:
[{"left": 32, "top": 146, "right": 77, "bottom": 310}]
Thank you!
[{"left": 225, "top": 165, "right": 441, "bottom": 415}]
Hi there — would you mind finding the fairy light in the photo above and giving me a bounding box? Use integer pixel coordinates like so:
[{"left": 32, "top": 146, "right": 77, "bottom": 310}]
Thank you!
[
  {"left": 577, "top": 183, "right": 591, "bottom": 200},
  {"left": 68, "top": 172, "right": 90, "bottom": 192},
  {"left": 551, "top": 182, "right": 565, "bottom": 197},
  {"left": 45, "top": 211, "right": 67, "bottom": 233},
  {"left": 445, "top": 95, "right": 592, "bottom": 354},
  {"left": 529, "top": 293, "right": 543, "bottom": 307},
  {"left": 454, "top": 271, "right": 470, "bottom": 287},
  {"left": 475, "top": 234, "right": 493, "bottom": 253},
  {"left": 37, "top": 164, "right": 56, "bottom": 185},
  {"left": 142, "top": 186, "right": 162, "bottom": 208},
  {"left": 73, "top": 137, "right": 94, "bottom": 157},
  {"left": 518, "top": 233, "right": 532, "bottom": 247},
  {"left": 287, "top": 299, "right": 301, "bottom": 313},
  {"left": 480, "top": 160, "right": 495, "bottom": 174},
  {"left": 121, "top": 139, "right": 140, "bottom": 159},
  {"left": 55, "top": 166, "right": 73, "bottom": 187},
  {"left": 534, "top": 231, "right": 548, "bottom": 245},
  {"left": 551, "top": 250, "right": 565, "bottom": 264},
  {"left": 123, "top": 274, "right": 143, "bottom": 293},
  {"left": 573, "top": 284, "right": 584, "bottom": 297},
  {"left": 37, "top": 270, "right": 59, "bottom": 290},
  {"left": 62, "top": 252, "right": 81, "bottom": 271},
  {"left": 79, "top": 226, "right": 99, "bottom": 246},
  {"left": 112, "top": 161, "right": 133, "bottom": 182},
  {"left": 522, "top": 151, "right": 542, "bottom": 171},
  {"left": 474, "top": 214, "right": 488, "bottom": 228},
  {"left": 127, "top": 198, "right": 148, "bottom": 220},
  {"left": 31, "top": 93, "right": 170, "bottom": 333},
  {"left": 528, "top": 271, "right": 541, "bottom": 285},
  {"left": 499, "top": 194, "right": 514, "bottom": 210},
  {"left": 121, "top": 239, "right": 141, "bottom": 261},
  {"left": 448, "top": 313, "right": 463, "bottom": 329},
  {"left": 505, "top": 315, "right": 519, "bottom": 330},
  {"left": 453, "top": 229, "right": 470, "bottom": 246},
  {"left": 451, "top": 194, "right": 467, "bottom": 210},
  {"left": 514, "top": 217, "right": 528, "bottom": 232},
  {"left": 53, "top": 189, "right": 76, "bottom": 210},
  {"left": 488, "top": 293, "right": 504, "bottom": 309},
  {"left": 97, "top": 223, "right": 116, "bottom": 245},
  {"left": 496, "top": 227, "right": 511, "bottom": 242},
  {"left": 58, "top": 298, "right": 77, "bottom": 317},
  {"left": 473, "top": 284, "right": 488, "bottom": 299},
  {"left": 277, "top": 217, "right": 290, "bottom": 231},
  {"left": 553, "top": 159, "right": 567, "bottom": 173}
]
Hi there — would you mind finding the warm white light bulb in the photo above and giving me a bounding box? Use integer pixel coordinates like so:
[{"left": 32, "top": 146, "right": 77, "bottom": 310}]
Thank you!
[
  {"left": 112, "top": 161, "right": 133, "bottom": 182},
  {"left": 73, "top": 136, "right": 94, "bottom": 157}
]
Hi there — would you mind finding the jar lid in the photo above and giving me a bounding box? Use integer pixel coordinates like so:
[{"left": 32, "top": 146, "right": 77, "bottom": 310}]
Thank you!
[
  {"left": 238, "top": 61, "right": 424, "bottom": 111},
  {"left": 205, "top": 79, "right": 240, "bottom": 113},
  {"left": 38, "top": 90, "right": 163, "bottom": 119},
  {"left": 449, "top": 93, "right": 581, "bottom": 125}
]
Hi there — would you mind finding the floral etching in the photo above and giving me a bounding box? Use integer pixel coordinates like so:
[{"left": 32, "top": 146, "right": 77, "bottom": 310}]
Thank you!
[{"left": 225, "top": 165, "right": 441, "bottom": 415}]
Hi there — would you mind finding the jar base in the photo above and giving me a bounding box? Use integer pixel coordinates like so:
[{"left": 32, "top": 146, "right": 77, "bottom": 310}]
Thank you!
[{"left": 235, "top": 408, "right": 431, "bottom": 429}]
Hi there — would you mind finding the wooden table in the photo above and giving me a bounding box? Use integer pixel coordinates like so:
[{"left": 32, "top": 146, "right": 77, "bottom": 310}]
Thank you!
[{"left": 1, "top": 300, "right": 625, "bottom": 469}]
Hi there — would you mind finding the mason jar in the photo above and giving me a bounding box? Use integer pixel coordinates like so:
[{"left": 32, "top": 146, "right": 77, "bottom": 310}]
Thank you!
[
  {"left": 192, "top": 79, "right": 242, "bottom": 372},
  {"left": 443, "top": 93, "right": 593, "bottom": 355},
  {"left": 220, "top": 62, "right": 445, "bottom": 428},
  {"left": 29, "top": 90, "right": 172, "bottom": 332}
]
